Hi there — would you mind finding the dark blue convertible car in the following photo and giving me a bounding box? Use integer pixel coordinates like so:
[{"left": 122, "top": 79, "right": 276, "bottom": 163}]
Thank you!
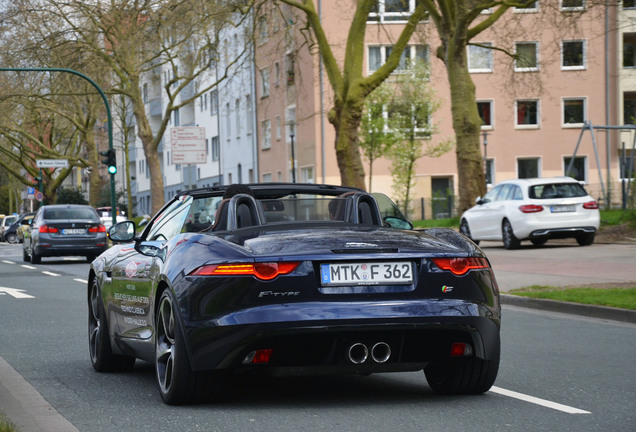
[{"left": 88, "top": 183, "right": 501, "bottom": 404}]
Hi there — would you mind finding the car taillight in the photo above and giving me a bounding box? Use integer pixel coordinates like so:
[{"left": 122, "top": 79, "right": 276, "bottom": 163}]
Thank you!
[
  {"left": 431, "top": 257, "right": 490, "bottom": 275},
  {"left": 519, "top": 204, "right": 544, "bottom": 213},
  {"left": 39, "top": 225, "right": 58, "bottom": 233},
  {"left": 88, "top": 224, "right": 107, "bottom": 233},
  {"left": 583, "top": 201, "right": 599, "bottom": 210},
  {"left": 189, "top": 262, "right": 300, "bottom": 281}
]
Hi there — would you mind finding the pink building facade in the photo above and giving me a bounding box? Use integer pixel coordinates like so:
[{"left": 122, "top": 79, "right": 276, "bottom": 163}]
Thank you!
[{"left": 255, "top": 2, "right": 631, "bottom": 218}]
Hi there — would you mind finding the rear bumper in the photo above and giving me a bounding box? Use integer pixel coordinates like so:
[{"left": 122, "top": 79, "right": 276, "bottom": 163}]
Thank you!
[
  {"left": 528, "top": 226, "right": 596, "bottom": 240},
  {"left": 184, "top": 300, "right": 501, "bottom": 374},
  {"left": 35, "top": 243, "right": 107, "bottom": 257}
]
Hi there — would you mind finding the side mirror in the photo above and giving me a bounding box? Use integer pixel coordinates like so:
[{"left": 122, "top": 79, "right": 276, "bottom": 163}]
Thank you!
[{"left": 107, "top": 221, "right": 136, "bottom": 242}]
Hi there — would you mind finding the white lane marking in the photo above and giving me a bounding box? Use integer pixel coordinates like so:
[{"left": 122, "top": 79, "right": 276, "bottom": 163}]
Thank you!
[
  {"left": 74, "top": 279, "right": 88, "bottom": 284},
  {"left": 490, "top": 386, "right": 591, "bottom": 414},
  {"left": 21, "top": 265, "right": 36, "bottom": 270},
  {"left": 0, "top": 287, "right": 35, "bottom": 299},
  {"left": 2, "top": 260, "right": 15, "bottom": 264},
  {"left": 42, "top": 271, "right": 60, "bottom": 277}
]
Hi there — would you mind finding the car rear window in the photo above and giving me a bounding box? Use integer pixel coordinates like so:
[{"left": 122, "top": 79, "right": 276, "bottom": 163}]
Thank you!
[
  {"left": 43, "top": 208, "right": 98, "bottom": 220},
  {"left": 528, "top": 183, "right": 588, "bottom": 199}
]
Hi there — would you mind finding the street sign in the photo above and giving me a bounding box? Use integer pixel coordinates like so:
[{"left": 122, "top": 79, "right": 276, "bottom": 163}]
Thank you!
[
  {"left": 35, "top": 191, "right": 44, "bottom": 202},
  {"left": 36, "top": 159, "right": 69, "bottom": 168},
  {"left": 170, "top": 127, "right": 207, "bottom": 164},
  {"left": 27, "top": 187, "right": 35, "bottom": 199}
]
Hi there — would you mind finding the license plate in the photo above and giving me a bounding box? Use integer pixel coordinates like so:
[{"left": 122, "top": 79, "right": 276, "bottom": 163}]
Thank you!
[
  {"left": 550, "top": 205, "right": 575, "bottom": 213},
  {"left": 320, "top": 261, "right": 413, "bottom": 286},
  {"left": 62, "top": 228, "right": 85, "bottom": 235}
]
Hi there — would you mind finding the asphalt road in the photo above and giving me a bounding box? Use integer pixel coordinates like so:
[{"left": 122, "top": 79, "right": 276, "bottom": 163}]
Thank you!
[{"left": 0, "top": 241, "right": 635, "bottom": 432}]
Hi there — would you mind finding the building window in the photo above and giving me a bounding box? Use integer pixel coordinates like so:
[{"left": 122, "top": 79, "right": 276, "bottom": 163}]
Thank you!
[
  {"left": 625, "top": 0, "right": 636, "bottom": 9},
  {"left": 173, "top": 108, "right": 180, "bottom": 126},
  {"left": 368, "top": 45, "right": 429, "bottom": 73},
  {"left": 514, "top": 42, "right": 539, "bottom": 71},
  {"left": 467, "top": 43, "right": 493, "bottom": 73},
  {"left": 561, "top": 0, "right": 585, "bottom": 11},
  {"left": 211, "top": 136, "right": 220, "bottom": 161},
  {"left": 235, "top": 98, "right": 241, "bottom": 137},
  {"left": 274, "top": 62, "right": 280, "bottom": 87},
  {"left": 226, "top": 102, "right": 231, "bottom": 137},
  {"left": 275, "top": 116, "right": 282, "bottom": 140},
  {"left": 485, "top": 159, "right": 494, "bottom": 186},
  {"left": 562, "top": 40, "right": 585, "bottom": 70},
  {"left": 261, "top": 119, "right": 271, "bottom": 150},
  {"left": 564, "top": 156, "right": 587, "bottom": 182},
  {"left": 477, "top": 100, "right": 493, "bottom": 129},
  {"left": 260, "top": 68, "right": 270, "bottom": 97},
  {"left": 258, "top": 15, "right": 268, "bottom": 45},
  {"left": 517, "top": 158, "right": 540, "bottom": 178},
  {"left": 143, "top": 83, "right": 148, "bottom": 104},
  {"left": 624, "top": 92, "right": 636, "bottom": 124},
  {"left": 368, "top": 0, "right": 415, "bottom": 22},
  {"left": 210, "top": 90, "right": 218, "bottom": 116},
  {"left": 623, "top": 33, "right": 636, "bottom": 68},
  {"left": 514, "top": 1, "right": 538, "bottom": 12},
  {"left": 301, "top": 166, "right": 315, "bottom": 183},
  {"left": 246, "top": 95, "right": 253, "bottom": 135},
  {"left": 516, "top": 100, "right": 539, "bottom": 127},
  {"left": 262, "top": 173, "right": 272, "bottom": 183},
  {"left": 563, "top": 98, "right": 586, "bottom": 126}
]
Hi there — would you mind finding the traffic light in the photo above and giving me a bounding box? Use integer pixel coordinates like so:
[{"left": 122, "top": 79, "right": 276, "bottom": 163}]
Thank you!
[
  {"left": 33, "top": 176, "right": 42, "bottom": 191},
  {"left": 100, "top": 148, "right": 117, "bottom": 175}
]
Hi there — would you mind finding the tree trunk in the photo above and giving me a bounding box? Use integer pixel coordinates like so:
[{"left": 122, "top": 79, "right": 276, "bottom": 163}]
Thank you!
[
  {"left": 331, "top": 99, "right": 366, "bottom": 190},
  {"left": 446, "top": 51, "right": 487, "bottom": 213}
]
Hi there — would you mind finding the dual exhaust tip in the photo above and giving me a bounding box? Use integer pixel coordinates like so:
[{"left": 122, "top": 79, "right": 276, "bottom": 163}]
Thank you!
[{"left": 347, "top": 342, "right": 391, "bottom": 364}]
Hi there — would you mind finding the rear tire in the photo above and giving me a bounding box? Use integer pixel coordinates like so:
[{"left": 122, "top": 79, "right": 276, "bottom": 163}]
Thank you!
[
  {"left": 6, "top": 233, "right": 18, "bottom": 244},
  {"left": 502, "top": 220, "right": 521, "bottom": 250},
  {"left": 576, "top": 233, "right": 595, "bottom": 246},
  {"left": 425, "top": 339, "right": 500, "bottom": 395},
  {"left": 88, "top": 278, "right": 136, "bottom": 372},
  {"left": 23, "top": 248, "right": 30, "bottom": 263},
  {"left": 31, "top": 251, "right": 41, "bottom": 264},
  {"left": 156, "top": 289, "right": 211, "bottom": 404}
]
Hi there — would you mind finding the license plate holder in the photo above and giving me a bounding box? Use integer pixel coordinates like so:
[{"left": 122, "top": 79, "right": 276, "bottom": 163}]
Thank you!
[
  {"left": 62, "top": 228, "right": 85, "bottom": 235},
  {"left": 320, "top": 261, "right": 413, "bottom": 286},
  {"left": 550, "top": 205, "right": 575, "bottom": 213}
]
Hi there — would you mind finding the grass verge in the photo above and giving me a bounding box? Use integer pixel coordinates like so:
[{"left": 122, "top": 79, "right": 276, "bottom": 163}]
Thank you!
[
  {"left": 0, "top": 414, "right": 17, "bottom": 432},
  {"left": 508, "top": 285, "right": 636, "bottom": 310}
]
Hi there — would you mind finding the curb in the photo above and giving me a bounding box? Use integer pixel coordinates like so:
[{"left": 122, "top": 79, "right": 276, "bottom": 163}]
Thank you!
[{"left": 501, "top": 294, "right": 636, "bottom": 324}]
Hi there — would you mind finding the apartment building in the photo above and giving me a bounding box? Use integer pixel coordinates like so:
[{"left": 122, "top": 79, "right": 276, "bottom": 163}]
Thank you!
[
  {"left": 254, "top": 1, "right": 632, "bottom": 218},
  {"left": 122, "top": 2, "right": 633, "bottom": 218}
]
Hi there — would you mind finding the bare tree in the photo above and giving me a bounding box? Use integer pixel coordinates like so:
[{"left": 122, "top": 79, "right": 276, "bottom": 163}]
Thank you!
[{"left": 4, "top": 0, "right": 250, "bottom": 214}]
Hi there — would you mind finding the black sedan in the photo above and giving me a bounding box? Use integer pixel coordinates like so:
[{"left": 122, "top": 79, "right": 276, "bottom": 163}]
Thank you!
[{"left": 88, "top": 184, "right": 501, "bottom": 404}]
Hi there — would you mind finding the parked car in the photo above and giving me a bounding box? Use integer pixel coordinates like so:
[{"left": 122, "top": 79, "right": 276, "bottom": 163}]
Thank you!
[
  {"left": 23, "top": 204, "right": 107, "bottom": 263},
  {"left": 2, "top": 212, "right": 35, "bottom": 244},
  {"left": 95, "top": 206, "right": 127, "bottom": 228},
  {"left": 0, "top": 214, "right": 18, "bottom": 242},
  {"left": 88, "top": 183, "right": 501, "bottom": 404},
  {"left": 459, "top": 177, "right": 600, "bottom": 249}
]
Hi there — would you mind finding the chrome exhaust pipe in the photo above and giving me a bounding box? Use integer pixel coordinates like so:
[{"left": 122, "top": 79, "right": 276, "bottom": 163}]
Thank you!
[
  {"left": 347, "top": 343, "right": 369, "bottom": 364},
  {"left": 371, "top": 342, "right": 391, "bottom": 363}
]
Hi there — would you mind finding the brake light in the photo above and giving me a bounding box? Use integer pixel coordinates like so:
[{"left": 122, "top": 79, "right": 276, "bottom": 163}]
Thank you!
[
  {"left": 39, "top": 225, "right": 58, "bottom": 233},
  {"left": 88, "top": 224, "right": 107, "bottom": 233},
  {"left": 583, "top": 201, "right": 599, "bottom": 210},
  {"left": 189, "top": 262, "right": 300, "bottom": 281},
  {"left": 431, "top": 257, "right": 489, "bottom": 275},
  {"left": 519, "top": 204, "right": 543, "bottom": 213}
]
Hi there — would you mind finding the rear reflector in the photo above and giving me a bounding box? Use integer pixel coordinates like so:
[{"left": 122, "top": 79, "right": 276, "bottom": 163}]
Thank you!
[
  {"left": 243, "top": 349, "right": 273, "bottom": 364},
  {"left": 519, "top": 204, "right": 544, "bottom": 213},
  {"left": 583, "top": 201, "right": 599, "bottom": 210},
  {"left": 431, "top": 257, "right": 489, "bottom": 275},
  {"left": 450, "top": 343, "right": 473, "bottom": 357},
  {"left": 189, "top": 262, "right": 300, "bottom": 281}
]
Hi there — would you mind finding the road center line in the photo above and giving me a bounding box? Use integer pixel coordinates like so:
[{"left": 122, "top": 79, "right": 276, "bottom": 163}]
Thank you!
[
  {"left": 490, "top": 386, "right": 590, "bottom": 414},
  {"left": 21, "top": 265, "right": 36, "bottom": 270},
  {"left": 2, "top": 260, "right": 15, "bottom": 264},
  {"left": 42, "top": 271, "right": 60, "bottom": 277},
  {"left": 74, "top": 279, "right": 87, "bottom": 284}
]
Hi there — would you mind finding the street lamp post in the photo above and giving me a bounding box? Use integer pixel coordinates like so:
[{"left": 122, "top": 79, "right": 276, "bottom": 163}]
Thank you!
[
  {"left": 289, "top": 122, "right": 297, "bottom": 183},
  {"left": 482, "top": 131, "right": 489, "bottom": 187}
]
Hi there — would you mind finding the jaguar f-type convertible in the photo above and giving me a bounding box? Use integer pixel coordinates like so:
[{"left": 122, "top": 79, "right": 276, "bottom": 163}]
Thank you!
[{"left": 88, "top": 183, "right": 501, "bottom": 404}]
